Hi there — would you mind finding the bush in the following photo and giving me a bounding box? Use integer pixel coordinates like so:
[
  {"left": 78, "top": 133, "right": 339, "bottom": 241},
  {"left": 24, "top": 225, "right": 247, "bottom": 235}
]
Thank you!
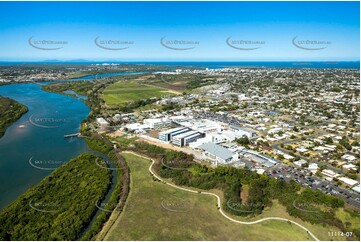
[{"left": 0, "top": 154, "right": 111, "bottom": 240}]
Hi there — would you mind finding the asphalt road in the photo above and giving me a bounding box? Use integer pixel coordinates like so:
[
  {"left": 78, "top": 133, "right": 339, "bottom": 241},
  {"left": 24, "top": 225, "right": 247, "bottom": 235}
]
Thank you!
[{"left": 271, "top": 135, "right": 347, "bottom": 176}]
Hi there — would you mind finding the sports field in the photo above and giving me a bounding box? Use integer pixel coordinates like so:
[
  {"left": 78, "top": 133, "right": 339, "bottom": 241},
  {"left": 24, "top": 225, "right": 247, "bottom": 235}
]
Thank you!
[
  {"left": 102, "top": 153, "right": 342, "bottom": 241},
  {"left": 103, "top": 81, "right": 173, "bottom": 105}
]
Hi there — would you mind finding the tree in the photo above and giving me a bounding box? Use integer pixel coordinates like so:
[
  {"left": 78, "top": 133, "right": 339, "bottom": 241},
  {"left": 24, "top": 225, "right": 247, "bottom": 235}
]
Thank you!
[
  {"left": 351, "top": 141, "right": 360, "bottom": 147},
  {"left": 339, "top": 137, "right": 352, "bottom": 150},
  {"left": 324, "top": 137, "right": 334, "bottom": 145},
  {"left": 336, "top": 144, "right": 344, "bottom": 151},
  {"left": 347, "top": 173, "right": 357, "bottom": 180},
  {"left": 236, "top": 136, "right": 250, "bottom": 145}
]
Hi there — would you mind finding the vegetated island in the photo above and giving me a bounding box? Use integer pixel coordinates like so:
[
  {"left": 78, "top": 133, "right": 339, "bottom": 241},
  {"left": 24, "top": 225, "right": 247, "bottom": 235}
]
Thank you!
[{"left": 0, "top": 96, "right": 28, "bottom": 138}]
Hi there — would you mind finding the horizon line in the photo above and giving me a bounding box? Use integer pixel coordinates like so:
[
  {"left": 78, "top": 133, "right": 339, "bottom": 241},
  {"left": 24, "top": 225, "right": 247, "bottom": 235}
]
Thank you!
[{"left": 0, "top": 60, "right": 359, "bottom": 63}]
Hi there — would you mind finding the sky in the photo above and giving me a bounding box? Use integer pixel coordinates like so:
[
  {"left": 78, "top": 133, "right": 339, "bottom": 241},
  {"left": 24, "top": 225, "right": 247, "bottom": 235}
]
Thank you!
[{"left": 0, "top": 1, "right": 359, "bottom": 61}]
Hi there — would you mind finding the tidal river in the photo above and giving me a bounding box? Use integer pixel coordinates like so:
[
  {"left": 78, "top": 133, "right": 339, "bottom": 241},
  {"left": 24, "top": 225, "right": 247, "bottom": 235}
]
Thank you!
[
  {"left": 0, "top": 82, "right": 90, "bottom": 209},
  {"left": 0, "top": 72, "right": 141, "bottom": 210}
]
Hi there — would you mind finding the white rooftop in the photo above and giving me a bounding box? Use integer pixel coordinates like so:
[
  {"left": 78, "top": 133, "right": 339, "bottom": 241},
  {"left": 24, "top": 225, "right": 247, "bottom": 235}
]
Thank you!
[
  {"left": 352, "top": 185, "right": 360, "bottom": 193},
  {"left": 338, "top": 177, "right": 359, "bottom": 186}
]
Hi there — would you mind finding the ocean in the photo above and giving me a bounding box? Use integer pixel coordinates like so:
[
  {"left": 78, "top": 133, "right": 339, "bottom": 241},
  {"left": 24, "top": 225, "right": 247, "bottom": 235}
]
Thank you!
[{"left": 0, "top": 61, "right": 359, "bottom": 69}]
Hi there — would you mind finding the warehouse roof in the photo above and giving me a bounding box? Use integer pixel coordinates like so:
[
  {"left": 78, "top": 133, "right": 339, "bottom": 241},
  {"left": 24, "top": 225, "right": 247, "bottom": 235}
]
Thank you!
[{"left": 199, "top": 142, "right": 235, "bottom": 161}]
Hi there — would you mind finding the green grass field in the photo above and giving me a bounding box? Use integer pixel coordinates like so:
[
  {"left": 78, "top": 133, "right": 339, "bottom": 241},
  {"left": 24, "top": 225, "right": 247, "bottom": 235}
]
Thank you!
[
  {"left": 103, "top": 153, "right": 337, "bottom": 241},
  {"left": 335, "top": 208, "right": 360, "bottom": 234},
  {"left": 103, "top": 81, "right": 173, "bottom": 105}
]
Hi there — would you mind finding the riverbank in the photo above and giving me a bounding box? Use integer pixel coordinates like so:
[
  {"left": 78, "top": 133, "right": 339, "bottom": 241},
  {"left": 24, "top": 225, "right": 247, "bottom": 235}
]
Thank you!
[
  {"left": 79, "top": 135, "right": 129, "bottom": 241},
  {"left": 0, "top": 96, "right": 28, "bottom": 138},
  {"left": 0, "top": 153, "right": 111, "bottom": 240},
  {"left": 0, "top": 82, "right": 90, "bottom": 210},
  {"left": 0, "top": 70, "right": 137, "bottom": 213}
]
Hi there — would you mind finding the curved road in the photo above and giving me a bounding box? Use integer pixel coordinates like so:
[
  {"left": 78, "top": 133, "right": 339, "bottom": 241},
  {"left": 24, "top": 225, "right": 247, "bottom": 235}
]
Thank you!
[{"left": 123, "top": 151, "right": 319, "bottom": 241}]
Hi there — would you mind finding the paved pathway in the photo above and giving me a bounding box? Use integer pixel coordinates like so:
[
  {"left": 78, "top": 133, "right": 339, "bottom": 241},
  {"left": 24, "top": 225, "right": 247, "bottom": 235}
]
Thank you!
[{"left": 123, "top": 151, "right": 320, "bottom": 241}]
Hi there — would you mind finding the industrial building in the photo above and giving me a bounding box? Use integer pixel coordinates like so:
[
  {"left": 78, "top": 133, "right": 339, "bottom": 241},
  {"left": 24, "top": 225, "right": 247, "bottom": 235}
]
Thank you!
[
  {"left": 158, "top": 118, "right": 222, "bottom": 146},
  {"left": 174, "top": 119, "right": 223, "bottom": 134},
  {"left": 199, "top": 142, "right": 238, "bottom": 166},
  {"left": 230, "top": 124, "right": 257, "bottom": 138},
  {"left": 172, "top": 131, "right": 204, "bottom": 147},
  {"left": 158, "top": 127, "right": 190, "bottom": 142},
  {"left": 143, "top": 118, "right": 172, "bottom": 129},
  {"left": 244, "top": 150, "right": 279, "bottom": 167},
  {"left": 96, "top": 117, "right": 109, "bottom": 131}
]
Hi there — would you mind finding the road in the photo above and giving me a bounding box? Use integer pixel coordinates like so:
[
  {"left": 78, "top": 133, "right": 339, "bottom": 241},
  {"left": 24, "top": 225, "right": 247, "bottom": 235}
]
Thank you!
[
  {"left": 265, "top": 164, "right": 360, "bottom": 209},
  {"left": 261, "top": 127, "right": 358, "bottom": 208},
  {"left": 123, "top": 151, "right": 320, "bottom": 241},
  {"left": 140, "top": 133, "right": 359, "bottom": 209},
  {"left": 271, "top": 131, "right": 347, "bottom": 175}
]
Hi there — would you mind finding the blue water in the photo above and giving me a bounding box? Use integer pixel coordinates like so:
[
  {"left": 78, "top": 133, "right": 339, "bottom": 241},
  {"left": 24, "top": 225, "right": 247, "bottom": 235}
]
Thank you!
[
  {"left": 71, "top": 71, "right": 145, "bottom": 80},
  {"left": 0, "top": 70, "right": 145, "bottom": 210},
  {"left": 140, "top": 61, "right": 359, "bottom": 69},
  {"left": 0, "top": 61, "right": 359, "bottom": 69},
  {"left": 0, "top": 83, "right": 90, "bottom": 209}
]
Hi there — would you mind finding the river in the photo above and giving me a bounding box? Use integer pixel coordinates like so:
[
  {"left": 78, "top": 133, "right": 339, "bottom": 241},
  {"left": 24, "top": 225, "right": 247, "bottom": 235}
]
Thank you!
[{"left": 0, "top": 71, "right": 140, "bottom": 210}]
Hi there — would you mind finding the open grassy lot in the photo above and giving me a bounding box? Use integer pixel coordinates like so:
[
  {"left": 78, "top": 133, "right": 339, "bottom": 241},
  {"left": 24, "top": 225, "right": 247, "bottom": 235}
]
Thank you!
[
  {"left": 103, "top": 81, "right": 173, "bottom": 105},
  {"left": 335, "top": 207, "right": 360, "bottom": 234},
  {"left": 143, "top": 73, "right": 219, "bottom": 93},
  {"left": 104, "top": 153, "right": 321, "bottom": 241}
]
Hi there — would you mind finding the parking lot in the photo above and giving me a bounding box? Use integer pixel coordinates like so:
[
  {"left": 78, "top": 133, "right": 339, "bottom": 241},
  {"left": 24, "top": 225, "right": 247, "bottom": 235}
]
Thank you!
[{"left": 264, "top": 164, "right": 360, "bottom": 208}]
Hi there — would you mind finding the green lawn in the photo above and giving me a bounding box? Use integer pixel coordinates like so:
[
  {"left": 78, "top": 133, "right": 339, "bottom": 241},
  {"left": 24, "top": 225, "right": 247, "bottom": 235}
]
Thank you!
[
  {"left": 103, "top": 82, "right": 172, "bottom": 105},
  {"left": 335, "top": 208, "right": 360, "bottom": 234},
  {"left": 104, "top": 153, "right": 320, "bottom": 241}
]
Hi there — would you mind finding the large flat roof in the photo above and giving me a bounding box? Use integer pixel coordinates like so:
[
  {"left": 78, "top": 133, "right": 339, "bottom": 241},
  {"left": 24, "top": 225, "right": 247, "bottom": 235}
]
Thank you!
[
  {"left": 173, "top": 130, "right": 199, "bottom": 139},
  {"left": 230, "top": 124, "right": 256, "bottom": 134},
  {"left": 352, "top": 185, "right": 360, "bottom": 193},
  {"left": 248, "top": 154, "right": 275, "bottom": 167},
  {"left": 199, "top": 142, "right": 235, "bottom": 161},
  {"left": 176, "top": 119, "right": 221, "bottom": 131},
  {"left": 160, "top": 127, "right": 188, "bottom": 135},
  {"left": 246, "top": 150, "right": 279, "bottom": 164},
  {"left": 184, "top": 132, "right": 202, "bottom": 140}
]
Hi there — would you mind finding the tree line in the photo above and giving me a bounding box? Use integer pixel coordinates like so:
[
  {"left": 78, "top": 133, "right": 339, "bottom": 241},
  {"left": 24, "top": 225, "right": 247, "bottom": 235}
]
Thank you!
[
  {"left": 0, "top": 154, "right": 111, "bottom": 240},
  {"left": 122, "top": 139, "right": 358, "bottom": 239}
]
